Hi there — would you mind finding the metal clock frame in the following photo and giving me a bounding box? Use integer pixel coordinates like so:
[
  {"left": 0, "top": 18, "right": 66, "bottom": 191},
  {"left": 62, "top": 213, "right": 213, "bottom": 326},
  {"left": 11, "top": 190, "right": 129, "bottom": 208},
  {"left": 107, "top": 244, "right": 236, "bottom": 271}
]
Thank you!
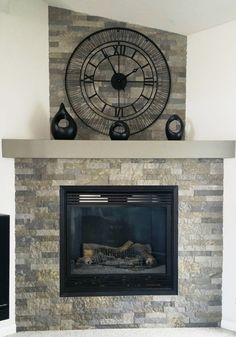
[{"left": 65, "top": 27, "right": 171, "bottom": 136}]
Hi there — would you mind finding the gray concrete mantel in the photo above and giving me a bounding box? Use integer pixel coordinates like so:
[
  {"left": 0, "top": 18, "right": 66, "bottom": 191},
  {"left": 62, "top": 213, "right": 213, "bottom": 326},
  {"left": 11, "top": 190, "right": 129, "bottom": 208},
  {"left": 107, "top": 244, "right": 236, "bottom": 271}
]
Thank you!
[{"left": 1, "top": 139, "right": 235, "bottom": 159}]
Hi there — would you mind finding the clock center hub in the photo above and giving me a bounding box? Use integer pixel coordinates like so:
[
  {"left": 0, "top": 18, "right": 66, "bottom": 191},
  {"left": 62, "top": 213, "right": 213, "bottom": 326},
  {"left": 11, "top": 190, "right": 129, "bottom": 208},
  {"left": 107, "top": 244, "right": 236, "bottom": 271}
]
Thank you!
[{"left": 111, "top": 73, "right": 127, "bottom": 90}]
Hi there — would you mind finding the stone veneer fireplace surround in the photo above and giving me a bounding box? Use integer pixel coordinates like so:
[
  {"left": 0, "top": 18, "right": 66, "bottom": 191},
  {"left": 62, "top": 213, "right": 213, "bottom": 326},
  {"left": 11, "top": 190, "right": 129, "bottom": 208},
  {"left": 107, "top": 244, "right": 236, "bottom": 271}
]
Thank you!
[{"left": 13, "top": 155, "right": 224, "bottom": 331}]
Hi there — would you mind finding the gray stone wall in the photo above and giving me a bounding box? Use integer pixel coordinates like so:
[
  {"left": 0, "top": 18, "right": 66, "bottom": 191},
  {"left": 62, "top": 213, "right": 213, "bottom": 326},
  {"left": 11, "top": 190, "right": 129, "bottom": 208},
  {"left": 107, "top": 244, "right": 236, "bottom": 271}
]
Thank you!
[
  {"left": 15, "top": 158, "right": 223, "bottom": 331},
  {"left": 49, "top": 7, "right": 186, "bottom": 140}
]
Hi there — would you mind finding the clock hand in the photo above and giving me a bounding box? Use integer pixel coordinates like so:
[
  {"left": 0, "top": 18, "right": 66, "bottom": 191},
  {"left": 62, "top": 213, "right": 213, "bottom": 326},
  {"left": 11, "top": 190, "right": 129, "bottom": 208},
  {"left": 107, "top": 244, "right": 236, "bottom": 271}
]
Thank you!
[
  {"left": 124, "top": 68, "right": 139, "bottom": 78},
  {"left": 107, "top": 56, "right": 117, "bottom": 74},
  {"left": 118, "top": 53, "right": 120, "bottom": 74},
  {"left": 101, "top": 49, "right": 117, "bottom": 74},
  {"left": 118, "top": 88, "right": 120, "bottom": 116},
  {"left": 104, "top": 53, "right": 117, "bottom": 74}
]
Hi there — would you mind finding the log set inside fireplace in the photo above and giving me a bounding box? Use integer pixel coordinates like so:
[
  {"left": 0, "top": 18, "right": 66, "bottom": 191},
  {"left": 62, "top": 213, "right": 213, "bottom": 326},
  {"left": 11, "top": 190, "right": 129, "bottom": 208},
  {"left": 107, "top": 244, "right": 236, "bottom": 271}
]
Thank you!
[
  {"left": 75, "top": 241, "right": 157, "bottom": 270},
  {"left": 60, "top": 185, "right": 178, "bottom": 296}
]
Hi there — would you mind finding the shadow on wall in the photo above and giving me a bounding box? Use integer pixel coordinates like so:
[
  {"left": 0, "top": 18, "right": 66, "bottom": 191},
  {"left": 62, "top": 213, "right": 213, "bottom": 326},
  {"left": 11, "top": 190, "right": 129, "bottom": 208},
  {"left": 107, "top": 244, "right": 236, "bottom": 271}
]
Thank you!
[
  {"left": 30, "top": 103, "right": 50, "bottom": 139},
  {"left": 184, "top": 118, "right": 195, "bottom": 140}
]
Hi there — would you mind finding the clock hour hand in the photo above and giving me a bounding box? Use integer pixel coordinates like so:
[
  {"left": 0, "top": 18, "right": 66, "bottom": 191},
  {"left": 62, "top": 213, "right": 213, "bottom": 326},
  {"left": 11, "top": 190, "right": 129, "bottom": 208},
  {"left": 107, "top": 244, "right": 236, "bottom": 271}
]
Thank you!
[
  {"left": 124, "top": 68, "right": 139, "bottom": 78},
  {"left": 111, "top": 68, "right": 139, "bottom": 91}
]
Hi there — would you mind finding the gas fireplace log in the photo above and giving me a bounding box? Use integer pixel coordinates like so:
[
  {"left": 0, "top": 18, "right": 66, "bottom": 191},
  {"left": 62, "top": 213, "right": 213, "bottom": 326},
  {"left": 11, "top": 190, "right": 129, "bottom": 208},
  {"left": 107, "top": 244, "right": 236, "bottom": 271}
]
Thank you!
[
  {"left": 75, "top": 241, "right": 157, "bottom": 268},
  {"left": 83, "top": 240, "right": 134, "bottom": 258},
  {"left": 101, "top": 257, "right": 143, "bottom": 268},
  {"left": 131, "top": 243, "right": 157, "bottom": 266}
]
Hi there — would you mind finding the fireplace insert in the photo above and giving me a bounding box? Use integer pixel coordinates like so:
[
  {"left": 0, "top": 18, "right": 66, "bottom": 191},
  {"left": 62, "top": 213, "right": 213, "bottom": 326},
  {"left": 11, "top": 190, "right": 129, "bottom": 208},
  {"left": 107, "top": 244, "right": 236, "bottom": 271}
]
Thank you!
[{"left": 60, "top": 185, "right": 178, "bottom": 296}]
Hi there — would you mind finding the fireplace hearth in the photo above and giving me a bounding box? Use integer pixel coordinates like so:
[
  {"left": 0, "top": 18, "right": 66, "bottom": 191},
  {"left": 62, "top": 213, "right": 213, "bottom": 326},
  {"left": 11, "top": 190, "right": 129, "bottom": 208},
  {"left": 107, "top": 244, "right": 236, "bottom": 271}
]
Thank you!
[{"left": 60, "top": 185, "right": 178, "bottom": 296}]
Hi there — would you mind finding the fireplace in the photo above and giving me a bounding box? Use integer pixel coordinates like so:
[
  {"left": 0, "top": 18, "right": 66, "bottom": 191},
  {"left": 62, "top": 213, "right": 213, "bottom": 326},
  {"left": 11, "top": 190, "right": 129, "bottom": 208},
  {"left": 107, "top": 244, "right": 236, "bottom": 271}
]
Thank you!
[
  {"left": 60, "top": 185, "right": 178, "bottom": 296},
  {"left": 14, "top": 158, "right": 223, "bottom": 329}
]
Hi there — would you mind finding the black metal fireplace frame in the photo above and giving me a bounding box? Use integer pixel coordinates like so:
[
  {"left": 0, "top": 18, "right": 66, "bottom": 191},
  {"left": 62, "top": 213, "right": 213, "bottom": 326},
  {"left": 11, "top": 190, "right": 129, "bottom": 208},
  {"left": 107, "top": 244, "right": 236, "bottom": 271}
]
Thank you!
[{"left": 60, "top": 185, "right": 178, "bottom": 297}]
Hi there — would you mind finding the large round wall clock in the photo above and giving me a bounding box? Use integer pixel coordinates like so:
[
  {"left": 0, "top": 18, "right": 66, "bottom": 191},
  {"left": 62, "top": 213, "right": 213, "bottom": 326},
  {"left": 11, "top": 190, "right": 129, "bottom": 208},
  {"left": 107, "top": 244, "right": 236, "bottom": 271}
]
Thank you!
[{"left": 65, "top": 27, "right": 171, "bottom": 136}]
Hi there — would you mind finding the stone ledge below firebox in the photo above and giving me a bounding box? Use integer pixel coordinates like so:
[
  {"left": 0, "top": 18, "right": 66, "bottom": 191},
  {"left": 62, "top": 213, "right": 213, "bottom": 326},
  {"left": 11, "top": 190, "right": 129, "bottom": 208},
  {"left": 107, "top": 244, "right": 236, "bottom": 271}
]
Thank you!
[{"left": 1, "top": 139, "right": 235, "bottom": 159}]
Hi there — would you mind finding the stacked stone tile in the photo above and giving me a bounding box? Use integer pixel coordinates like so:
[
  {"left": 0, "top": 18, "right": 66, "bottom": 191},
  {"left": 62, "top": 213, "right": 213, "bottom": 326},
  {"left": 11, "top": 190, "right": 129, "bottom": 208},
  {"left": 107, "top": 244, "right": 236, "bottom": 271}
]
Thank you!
[
  {"left": 49, "top": 7, "right": 187, "bottom": 140},
  {"left": 15, "top": 158, "right": 223, "bottom": 330}
]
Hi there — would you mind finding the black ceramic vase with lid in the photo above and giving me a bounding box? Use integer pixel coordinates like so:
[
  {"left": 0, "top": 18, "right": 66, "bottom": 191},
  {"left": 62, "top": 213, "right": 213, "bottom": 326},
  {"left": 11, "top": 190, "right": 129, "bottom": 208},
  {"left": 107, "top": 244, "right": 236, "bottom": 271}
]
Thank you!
[
  {"left": 109, "top": 121, "right": 130, "bottom": 140},
  {"left": 165, "top": 114, "right": 184, "bottom": 140},
  {"left": 51, "top": 103, "right": 77, "bottom": 140}
]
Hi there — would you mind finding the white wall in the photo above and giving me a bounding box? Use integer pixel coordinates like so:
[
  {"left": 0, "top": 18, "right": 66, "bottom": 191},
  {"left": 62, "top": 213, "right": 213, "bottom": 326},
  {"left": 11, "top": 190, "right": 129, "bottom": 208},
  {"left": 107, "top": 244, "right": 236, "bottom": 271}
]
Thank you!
[
  {"left": 0, "top": 0, "right": 49, "bottom": 335},
  {"left": 186, "top": 21, "right": 236, "bottom": 331},
  {"left": 186, "top": 20, "right": 236, "bottom": 140},
  {"left": 45, "top": 0, "right": 236, "bottom": 35}
]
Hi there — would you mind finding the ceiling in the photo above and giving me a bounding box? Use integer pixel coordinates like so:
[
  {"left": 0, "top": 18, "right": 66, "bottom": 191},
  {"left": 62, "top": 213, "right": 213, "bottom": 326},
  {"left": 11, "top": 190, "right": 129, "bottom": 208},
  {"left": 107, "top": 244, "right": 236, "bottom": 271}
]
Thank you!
[{"left": 44, "top": 0, "right": 236, "bottom": 35}]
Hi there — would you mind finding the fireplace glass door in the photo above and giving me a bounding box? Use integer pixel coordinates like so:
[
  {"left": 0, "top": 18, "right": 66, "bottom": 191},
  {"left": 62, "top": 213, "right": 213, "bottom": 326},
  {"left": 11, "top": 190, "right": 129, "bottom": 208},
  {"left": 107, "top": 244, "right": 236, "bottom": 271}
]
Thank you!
[{"left": 60, "top": 186, "right": 178, "bottom": 296}]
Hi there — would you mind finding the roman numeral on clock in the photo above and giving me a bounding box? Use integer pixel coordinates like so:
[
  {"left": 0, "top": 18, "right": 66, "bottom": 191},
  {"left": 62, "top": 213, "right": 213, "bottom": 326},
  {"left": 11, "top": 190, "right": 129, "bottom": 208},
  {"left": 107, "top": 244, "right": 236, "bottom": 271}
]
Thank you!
[
  {"left": 113, "top": 44, "right": 126, "bottom": 56},
  {"left": 101, "top": 104, "right": 107, "bottom": 112},
  {"left": 88, "top": 92, "right": 97, "bottom": 99},
  {"left": 84, "top": 74, "right": 94, "bottom": 83},
  {"left": 144, "top": 77, "right": 154, "bottom": 86},
  {"left": 88, "top": 61, "right": 96, "bottom": 68},
  {"left": 141, "top": 94, "right": 149, "bottom": 100},
  {"left": 132, "top": 104, "right": 138, "bottom": 113},
  {"left": 115, "top": 107, "right": 124, "bottom": 117},
  {"left": 131, "top": 50, "right": 137, "bottom": 59},
  {"left": 141, "top": 63, "right": 149, "bottom": 70},
  {"left": 101, "top": 48, "right": 109, "bottom": 58}
]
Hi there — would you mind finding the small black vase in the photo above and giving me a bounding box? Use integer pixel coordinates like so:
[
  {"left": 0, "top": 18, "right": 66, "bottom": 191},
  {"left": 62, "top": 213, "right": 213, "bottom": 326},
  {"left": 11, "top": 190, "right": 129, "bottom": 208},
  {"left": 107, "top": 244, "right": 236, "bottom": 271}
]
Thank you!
[
  {"left": 51, "top": 103, "right": 77, "bottom": 140},
  {"left": 165, "top": 114, "right": 184, "bottom": 140},
  {"left": 109, "top": 121, "right": 130, "bottom": 140}
]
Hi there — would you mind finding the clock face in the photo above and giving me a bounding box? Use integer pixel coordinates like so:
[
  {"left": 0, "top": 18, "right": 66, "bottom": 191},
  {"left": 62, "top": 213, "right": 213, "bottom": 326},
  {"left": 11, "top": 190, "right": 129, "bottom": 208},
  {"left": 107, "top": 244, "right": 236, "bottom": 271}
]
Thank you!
[{"left": 65, "top": 28, "right": 171, "bottom": 135}]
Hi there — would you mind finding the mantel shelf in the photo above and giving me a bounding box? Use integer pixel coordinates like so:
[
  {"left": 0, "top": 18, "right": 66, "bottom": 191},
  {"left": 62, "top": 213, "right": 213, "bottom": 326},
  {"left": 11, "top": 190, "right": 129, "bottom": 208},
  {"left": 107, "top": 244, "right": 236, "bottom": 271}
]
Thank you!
[{"left": 1, "top": 139, "right": 235, "bottom": 159}]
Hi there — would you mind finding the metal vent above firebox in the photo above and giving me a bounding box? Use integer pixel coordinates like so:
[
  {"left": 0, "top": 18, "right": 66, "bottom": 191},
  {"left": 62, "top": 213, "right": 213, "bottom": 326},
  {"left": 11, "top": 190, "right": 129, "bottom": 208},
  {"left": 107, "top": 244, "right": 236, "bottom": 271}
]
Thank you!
[{"left": 67, "top": 191, "right": 173, "bottom": 206}]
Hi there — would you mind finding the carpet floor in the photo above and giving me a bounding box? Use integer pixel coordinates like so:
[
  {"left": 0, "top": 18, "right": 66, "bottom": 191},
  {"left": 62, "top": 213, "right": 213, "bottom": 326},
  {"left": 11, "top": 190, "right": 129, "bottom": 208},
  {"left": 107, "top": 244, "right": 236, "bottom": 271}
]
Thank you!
[{"left": 7, "top": 328, "right": 236, "bottom": 337}]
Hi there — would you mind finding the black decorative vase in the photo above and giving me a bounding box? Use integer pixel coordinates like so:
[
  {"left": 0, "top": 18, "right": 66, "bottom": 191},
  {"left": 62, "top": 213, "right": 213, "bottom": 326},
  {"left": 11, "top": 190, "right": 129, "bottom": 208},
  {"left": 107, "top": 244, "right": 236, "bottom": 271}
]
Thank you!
[
  {"left": 109, "top": 121, "right": 130, "bottom": 140},
  {"left": 165, "top": 114, "right": 184, "bottom": 140},
  {"left": 51, "top": 103, "right": 77, "bottom": 140}
]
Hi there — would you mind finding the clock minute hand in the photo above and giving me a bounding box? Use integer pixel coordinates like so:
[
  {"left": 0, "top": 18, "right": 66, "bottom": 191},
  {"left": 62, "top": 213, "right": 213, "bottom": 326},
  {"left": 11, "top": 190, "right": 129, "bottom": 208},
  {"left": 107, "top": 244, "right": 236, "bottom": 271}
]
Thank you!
[
  {"left": 107, "top": 56, "right": 117, "bottom": 74},
  {"left": 124, "top": 68, "right": 139, "bottom": 78},
  {"left": 102, "top": 50, "right": 117, "bottom": 74},
  {"left": 101, "top": 49, "right": 117, "bottom": 74}
]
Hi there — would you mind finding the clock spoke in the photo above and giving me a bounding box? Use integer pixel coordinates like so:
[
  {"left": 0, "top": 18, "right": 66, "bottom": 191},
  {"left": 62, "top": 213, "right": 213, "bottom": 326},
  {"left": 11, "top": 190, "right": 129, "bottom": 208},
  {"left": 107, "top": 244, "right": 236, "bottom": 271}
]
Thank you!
[
  {"left": 81, "top": 79, "right": 152, "bottom": 84},
  {"left": 126, "top": 80, "right": 157, "bottom": 83},
  {"left": 118, "top": 53, "right": 120, "bottom": 74},
  {"left": 118, "top": 87, "right": 120, "bottom": 111},
  {"left": 116, "top": 42, "right": 121, "bottom": 74},
  {"left": 90, "top": 79, "right": 112, "bottom": 83}
]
